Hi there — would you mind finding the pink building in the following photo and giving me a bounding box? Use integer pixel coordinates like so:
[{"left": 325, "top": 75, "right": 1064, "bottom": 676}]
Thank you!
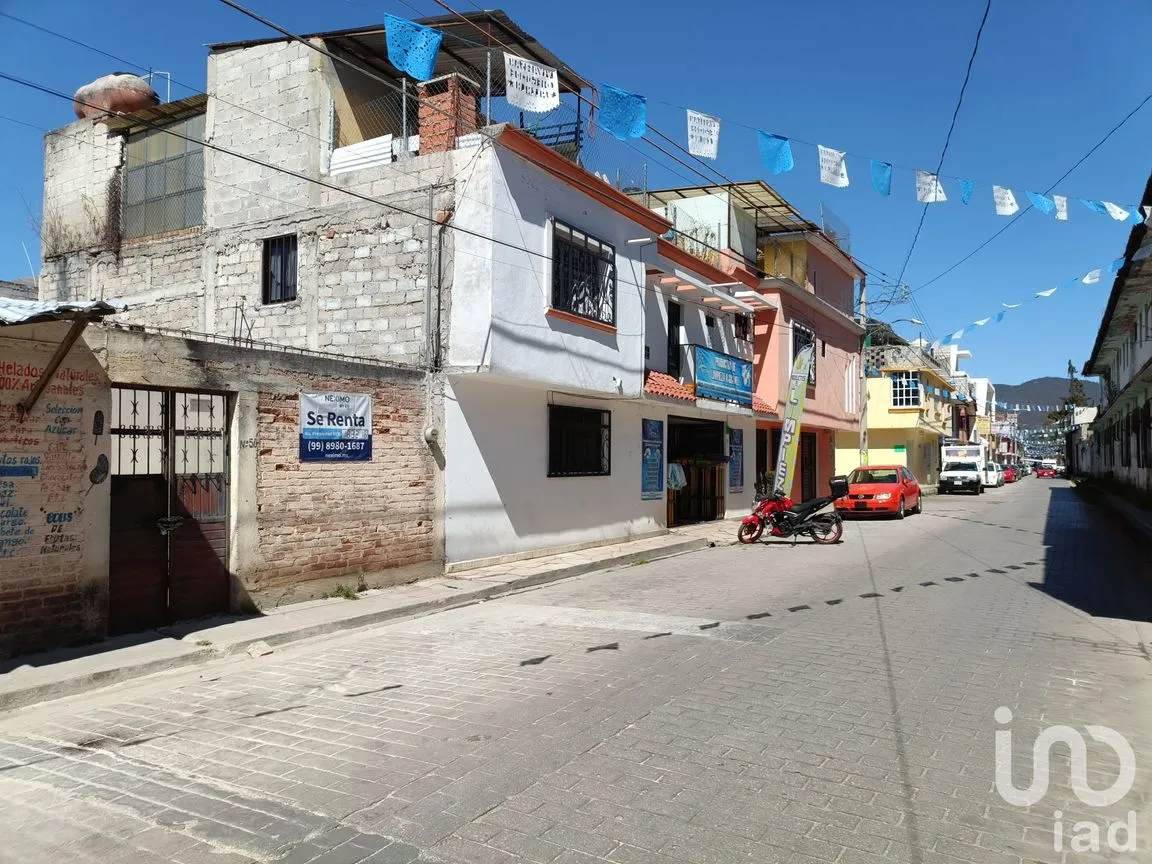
[{"left": 641, "top": 183, "right": 866, "bottom": 501}]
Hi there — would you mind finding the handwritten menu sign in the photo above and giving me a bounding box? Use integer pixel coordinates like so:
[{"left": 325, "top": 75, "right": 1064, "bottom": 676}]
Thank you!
[{"left": 0, "top": 347, "right": 105, "bottom": 565}]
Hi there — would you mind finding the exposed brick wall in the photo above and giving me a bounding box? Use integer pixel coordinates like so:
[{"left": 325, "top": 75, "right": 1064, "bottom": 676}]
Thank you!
[
  {"left": 251, "top": 375, "right": 434, "bottom": 589},
  {"left": 0, "top": 328, "right": 111, "bottom": 658}
]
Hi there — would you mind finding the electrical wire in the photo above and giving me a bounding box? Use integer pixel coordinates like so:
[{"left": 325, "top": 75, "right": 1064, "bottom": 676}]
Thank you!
[
  {"left": 908, "top": 88, "right": 1152, "bottom": 298},
  {"left": 894, "top": 0, "right": 993, "bottom": 292}
]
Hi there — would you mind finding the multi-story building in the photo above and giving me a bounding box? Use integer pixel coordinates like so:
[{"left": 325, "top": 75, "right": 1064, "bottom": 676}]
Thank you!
[
  {"left": 638, "top": 182, "right": 866, "bottom": 501},
  {"left": 36, "top": 10, "right": 761, "bottom": 595},
  {"left": 1082, "top": 175, "right": 1152, "bottom": 492},
  {"left": 839, "top": 341, "right": 960, "bottom": 486}
]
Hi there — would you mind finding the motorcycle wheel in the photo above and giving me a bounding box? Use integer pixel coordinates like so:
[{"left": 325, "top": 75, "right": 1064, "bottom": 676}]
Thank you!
[
  {"left": 737, "top": 520, "right": 764, "bottom": 544},
  {"left": 811, "top": 517, "right": 843, "bottom": 545}
]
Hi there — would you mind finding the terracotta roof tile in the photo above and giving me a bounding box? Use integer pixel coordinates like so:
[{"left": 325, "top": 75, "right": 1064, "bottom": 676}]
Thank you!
[
  {"left": 753, "top": 395, "right": 775, "bottom": 416},
  {"left": 644, "top": 370, "right": 695, "bottom": 402}
]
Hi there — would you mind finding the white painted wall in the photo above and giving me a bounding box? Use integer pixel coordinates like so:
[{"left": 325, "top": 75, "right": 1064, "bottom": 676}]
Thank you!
[
  {"left": 450, "top": 143, "right": 650, "bottom": 395},
  {"left": 444, "top": 377, "right": 666, "bottom": 563},
  {"left": 444, "top": 376, "right": 755, "bottom": 564},
  {"left": 642, "top": 255, "right": 752, "bottom": 378}
]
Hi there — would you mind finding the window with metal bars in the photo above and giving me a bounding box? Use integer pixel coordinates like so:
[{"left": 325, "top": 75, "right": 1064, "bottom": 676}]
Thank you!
[
  {"left": 262, "top": 235, "right": 298, "bottom": 304},
  {"left": 548, "top": 404, "right": 611, "bottom": 477},
  {"left": 891, "top": 371, "right": 922, "bottom": 408},
  {"left": 792, "top": 323, "right": 817, "bottom": 386},
  {"left": 121, "top": 114, "right": 206, "bottom": 239},
  {"left": 734, "top": 314, "right": 751, "bottom": 343},
  {"left": 551, "top": 219, "right": 616, "bottom": 326}
]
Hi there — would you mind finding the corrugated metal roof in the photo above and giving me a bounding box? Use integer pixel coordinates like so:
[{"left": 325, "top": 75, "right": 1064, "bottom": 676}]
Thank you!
[
  {"left": 102, "top": 94, "right": 208, "bottom": 135},
  {"left": 0, "top": 298, "right": 122, "bottom": 326}
]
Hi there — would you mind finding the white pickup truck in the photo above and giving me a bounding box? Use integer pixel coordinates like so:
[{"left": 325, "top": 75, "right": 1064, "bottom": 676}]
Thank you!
[{"left": 939, "top": 460, "right": 984, "bottom": 495}]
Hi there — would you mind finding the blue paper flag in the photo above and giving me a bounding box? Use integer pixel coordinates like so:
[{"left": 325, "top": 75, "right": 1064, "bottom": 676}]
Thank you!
[
  {"left": 870, "top": 160, "right": 893, "bottom": 196},
  {"left": 994, "top": 310, "right": 1006, "bottom": 323},
  {"left": 1080, "top": 199, "right": 1110, "bottom": 216},
  {"left": 598, "top": 85, "right": 647, "bottom": 140},
  {"left": 384, "top": 14, "right": 444, "bottom": 81},
  {"left": 1109, "top": 257, "right": 1126, "bottom": 274},
  {"left": 1026, "top": 191, "right": 1056, "bottom": 215},
  {"left": 1128, "top": 207, "right": 1145, "bottom": 226},
  {"left": 959, "top": 179, "right": 975, "bottom": 205},
  {"left": 758, "top": 132, "right": 794, "bottom": 175}
]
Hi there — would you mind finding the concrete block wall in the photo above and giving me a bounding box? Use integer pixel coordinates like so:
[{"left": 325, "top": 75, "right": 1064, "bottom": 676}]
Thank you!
[
  {"left": 41, "top": 120, "right": 122, "bottom": 257},
  {"left": 207, "top": 40, "right": 326, "bottom": 230}
]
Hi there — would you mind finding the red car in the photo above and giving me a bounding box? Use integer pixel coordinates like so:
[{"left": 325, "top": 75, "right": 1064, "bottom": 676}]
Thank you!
[
  {"left": 1036, "top": 466, "right": 1056, "bottom": 478},
  {"left": 835, "top": 465, "right": 923, "bottom": 518},
  {"left": 1003, "top": 466, "right": 1017, "bottom": 483}
]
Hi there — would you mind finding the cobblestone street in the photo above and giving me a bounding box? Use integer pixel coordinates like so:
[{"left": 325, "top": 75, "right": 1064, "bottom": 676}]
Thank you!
[{"left": 1, "top": 479, "right": 1149, "bottom": 864}]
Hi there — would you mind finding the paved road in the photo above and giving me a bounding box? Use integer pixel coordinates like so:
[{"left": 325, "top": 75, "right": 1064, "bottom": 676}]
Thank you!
[{"left": 1, "top": 479, "right": 1150, "bottom": 864}]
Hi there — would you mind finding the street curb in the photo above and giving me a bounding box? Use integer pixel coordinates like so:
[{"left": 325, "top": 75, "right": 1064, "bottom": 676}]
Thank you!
[{"left": 0, "top": 536, "right": 719, "bottom": 714}]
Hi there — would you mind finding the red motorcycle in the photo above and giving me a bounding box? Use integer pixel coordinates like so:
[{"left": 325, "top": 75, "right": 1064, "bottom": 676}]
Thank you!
[{"left": 737, "top": 476, "right": 847, "bottom": 545}]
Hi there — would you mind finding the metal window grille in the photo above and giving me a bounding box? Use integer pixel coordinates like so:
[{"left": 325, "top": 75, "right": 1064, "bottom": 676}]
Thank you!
[
  {"left": 892, "top": 372, "right": 922, "bottom": 408},
  {"left": 548, "top": 404, "right": 611, "bottom": 477},
  {"left": 122, "top": 114, "right": 205, "bottom": 240},
  {"left": 551, "top": 220, "right": 616, "bottom": 326},
  {"left": 735, "top": 315, "right": 751, "bottom": 343},
  {"left": 262, "top": 235, "right": 299, "bottom": 304},
  {"left": 792, "top": 324, "right": 817, "bottom": 386}
]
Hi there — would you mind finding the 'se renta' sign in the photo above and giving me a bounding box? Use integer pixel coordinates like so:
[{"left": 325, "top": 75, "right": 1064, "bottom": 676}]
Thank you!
[{"left": 299, "top": 392, "right": 372, "bottom": 462}]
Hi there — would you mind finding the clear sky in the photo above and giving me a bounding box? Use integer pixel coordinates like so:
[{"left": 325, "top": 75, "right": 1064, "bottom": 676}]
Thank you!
[{"left": 2, "top": 0, "right": 1150, "bottom": 384}]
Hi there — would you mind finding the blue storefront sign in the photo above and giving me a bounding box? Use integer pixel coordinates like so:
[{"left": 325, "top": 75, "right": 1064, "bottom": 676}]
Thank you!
[
  {"left": 641, "top": 418, "right": 664, "bottom": 500},
  {"left": 729, "top": 427, "right": 744, "bottom": 493},
  {"left": 694, "top": 345, "right": 753, "bottom": 406},
  {"left": 300, "top": 392, "right": 373, "bottom": 462}
]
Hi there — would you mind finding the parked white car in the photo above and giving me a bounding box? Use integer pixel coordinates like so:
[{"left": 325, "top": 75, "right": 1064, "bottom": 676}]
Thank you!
[{"left": 983, "top": 462, "right": 1004, "bottom": 488}]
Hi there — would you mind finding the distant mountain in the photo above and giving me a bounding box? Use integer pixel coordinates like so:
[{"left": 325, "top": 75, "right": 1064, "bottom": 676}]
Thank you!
[{"left": 994, "top": 377, "right": 1101, "bottom": 429}]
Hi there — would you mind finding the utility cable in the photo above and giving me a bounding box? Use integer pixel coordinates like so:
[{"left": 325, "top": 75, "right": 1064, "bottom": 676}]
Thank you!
[{"left": 894, "top": 0, "right": 993, "bottom": 292}]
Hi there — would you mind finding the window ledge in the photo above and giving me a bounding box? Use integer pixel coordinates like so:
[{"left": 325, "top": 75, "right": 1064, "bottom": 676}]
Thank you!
[{"left": 546, "top": 308, "right": 617, "bottom": 334}]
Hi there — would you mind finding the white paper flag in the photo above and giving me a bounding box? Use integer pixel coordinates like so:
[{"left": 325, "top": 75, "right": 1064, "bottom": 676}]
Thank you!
[
  {"left": 916, "top": 171, "right": 946, "bottom": 203},
  {"left": 818, "top": 145, "right": 849, "bottom": 188},
  {"left": 686, "top": 109, "right": 720, "bottom": 160},
  {"left": 1083, "top": 269, "right": 1102, "bottom": 284},
  {"left": 504, "top": 53, "right": 560, "bottom": 113},
  {"left": 972, "top": 317, "right": 991, "bottom": 326},
  {"left": 1102, "top": 201, "right": 1130, "bottom": 221},
  {"left": 1035, "top": 288, "right": 1057, "bottom": 298},
  {"left": 993, "top": 186, "right": 1019, "bottom": 216},
  {"left": 1054, "top": 195, "right": 1068, "bottom": 222},
  {"left": 1142, "top": 205, "right": 1152, "bottom": 224}
]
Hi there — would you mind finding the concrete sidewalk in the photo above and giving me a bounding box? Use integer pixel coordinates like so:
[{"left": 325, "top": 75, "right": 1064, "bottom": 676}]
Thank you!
[{"left": 0, "top": 519, "right": 740, "bottom": 713}]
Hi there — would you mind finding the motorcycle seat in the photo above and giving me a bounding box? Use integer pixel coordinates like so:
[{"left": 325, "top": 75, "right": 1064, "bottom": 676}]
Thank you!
[{"left": 786, "top": 497, "right": 834, "bottom": 518}]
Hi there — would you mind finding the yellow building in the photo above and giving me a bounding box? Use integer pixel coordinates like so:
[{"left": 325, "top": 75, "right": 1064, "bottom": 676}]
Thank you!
[{"left": 835, "top": 346, "right": 956, "bottom": 486}]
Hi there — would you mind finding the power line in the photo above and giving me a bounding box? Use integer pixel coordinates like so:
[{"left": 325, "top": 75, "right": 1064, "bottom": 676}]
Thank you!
[
  {"left": 909, "top": 87, "right": 1152, "bottom": 298},
  {"left": 894, "top": 0, "right": 993, "bottom": 292}
]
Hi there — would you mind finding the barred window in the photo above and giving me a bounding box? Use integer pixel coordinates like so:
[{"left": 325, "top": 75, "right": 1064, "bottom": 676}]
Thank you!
[
  {"left": 735, "top": 315, "right": 751, "bottom": 343},
  {"left": 892, "top": 371, "right": 922, "bottom": 407},
  {"left": 262, "top": 235, "right": 298, "bottom": 304},
  {"left": 792, "top": 323, "right": 817, "bottom": 386},
  {"left": 551, "top": 220, "right": 616, "bottom": 326},
  {"left": 122, "top": 114, "right": 205, "bottom": 239},
  {"left": 548, "top": 404, "right": 611, "bottom": 477}
]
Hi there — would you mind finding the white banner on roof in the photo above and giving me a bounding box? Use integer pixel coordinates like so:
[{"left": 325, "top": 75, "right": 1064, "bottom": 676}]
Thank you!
[{"left": 504, "top": 53, "right": 560, "bottom": 113}]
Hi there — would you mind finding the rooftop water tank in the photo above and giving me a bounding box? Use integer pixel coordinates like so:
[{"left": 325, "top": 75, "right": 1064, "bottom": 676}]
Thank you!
[{"left": 73, "top": 72, "right": 159, "bottom": 120}]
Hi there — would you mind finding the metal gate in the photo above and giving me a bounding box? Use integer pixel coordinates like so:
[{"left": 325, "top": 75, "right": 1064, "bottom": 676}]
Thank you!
[{"left": 108, "top": 387, "right": 230, "bottom": 635}]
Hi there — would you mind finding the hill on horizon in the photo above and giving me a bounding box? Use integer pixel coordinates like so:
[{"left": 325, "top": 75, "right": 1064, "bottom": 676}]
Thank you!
[{"left": 993, "top": 376, "right": 1101, "bottom": 429}]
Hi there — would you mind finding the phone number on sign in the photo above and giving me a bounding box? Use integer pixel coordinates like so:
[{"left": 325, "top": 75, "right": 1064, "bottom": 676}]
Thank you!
[{"left": 305, "top": 440, "right": 368, "bottom": 453}]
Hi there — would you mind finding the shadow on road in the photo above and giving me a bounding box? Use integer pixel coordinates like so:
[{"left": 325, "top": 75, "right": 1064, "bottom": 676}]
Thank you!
[{"left": 1031, "top": 485, "right": 1152, "bottom": 623}]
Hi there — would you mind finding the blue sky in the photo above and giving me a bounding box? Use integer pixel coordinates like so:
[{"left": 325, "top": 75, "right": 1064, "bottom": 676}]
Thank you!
[{"left": 1, "top": 0, "right": 1150, "bottom": 384}]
